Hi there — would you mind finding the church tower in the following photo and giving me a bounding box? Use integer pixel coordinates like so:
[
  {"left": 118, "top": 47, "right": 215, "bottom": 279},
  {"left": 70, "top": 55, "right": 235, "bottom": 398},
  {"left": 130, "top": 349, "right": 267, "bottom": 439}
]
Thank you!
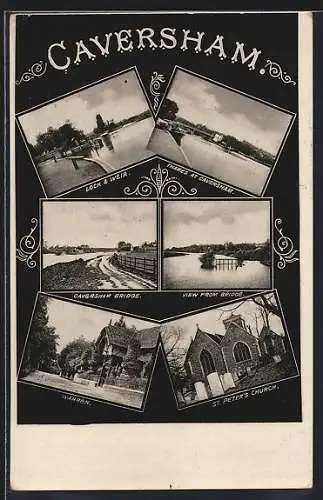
[{"left": 223, "top": 313, "right": 246, "bottom": 332}]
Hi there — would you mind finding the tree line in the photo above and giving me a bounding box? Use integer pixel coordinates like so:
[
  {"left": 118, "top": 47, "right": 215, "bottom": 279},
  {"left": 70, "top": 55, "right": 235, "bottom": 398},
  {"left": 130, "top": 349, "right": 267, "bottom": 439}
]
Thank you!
[
  {"left": 166, "top": 240, "right": 271, "bottom": 265},
  {"left": 30, "top": 109, "right": 151, "bottom": 157},
  {"left": 19, "top": 297, "right": 149, "bottom": 384},
  {"left": 43, "top": 243, "right": 115, "bottom": 255},
  {"left": 158, "top": 98, "right": 275, "bottom": 166}
]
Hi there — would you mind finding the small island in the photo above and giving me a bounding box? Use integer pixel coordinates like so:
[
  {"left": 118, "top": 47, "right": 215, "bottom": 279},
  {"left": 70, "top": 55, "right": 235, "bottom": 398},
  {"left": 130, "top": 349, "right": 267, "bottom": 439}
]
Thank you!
[{"left": 162, "top": 199, "right": 272, "bottom": 290}]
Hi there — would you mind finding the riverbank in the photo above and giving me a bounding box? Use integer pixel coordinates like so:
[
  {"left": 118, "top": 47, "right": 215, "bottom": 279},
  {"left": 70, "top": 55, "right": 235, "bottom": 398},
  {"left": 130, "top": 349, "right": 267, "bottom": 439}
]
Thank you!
[
  {"left": 163, "top": 250, "right": 189, "bottom": 258},
  {"left": 42, "top": 255, "right": 156, "bottom": 290},
  {"left": 42, "top": 259, "right": 108, "bottom": 290}
]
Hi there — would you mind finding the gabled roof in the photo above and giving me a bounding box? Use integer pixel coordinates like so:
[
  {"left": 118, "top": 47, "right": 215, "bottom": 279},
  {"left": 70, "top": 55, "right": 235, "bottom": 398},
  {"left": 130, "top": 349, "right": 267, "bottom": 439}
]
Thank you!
[
  {"left": 106, "top": 324, "right": 134, "bottom": 348},
  {"left": 136, "top": 326, "right": 160, "bottom": 349},
  {"left": 96, "top": 324, "right": 159, "bottom": 350},
  {"left": 223, "top": 313, "right": 242, "bottom": 322},
  {"left": 204, "top": 331, "right": 223, "bottom": 345},
  {"left": 259, "top": 325, "right": 281, "bottom": 339},
  {"left": 184, "top": 326, "right": 223, "bottom": 365}
]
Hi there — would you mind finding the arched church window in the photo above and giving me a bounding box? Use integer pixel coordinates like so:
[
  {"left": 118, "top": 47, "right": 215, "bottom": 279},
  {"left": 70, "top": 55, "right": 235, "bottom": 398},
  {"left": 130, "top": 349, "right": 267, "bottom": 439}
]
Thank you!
[
  {"left": 200, "top": 349, "right": 216, "bottom": 375},
  {"left": 233, "top": 342, "right": 251, "bottom": 362}
]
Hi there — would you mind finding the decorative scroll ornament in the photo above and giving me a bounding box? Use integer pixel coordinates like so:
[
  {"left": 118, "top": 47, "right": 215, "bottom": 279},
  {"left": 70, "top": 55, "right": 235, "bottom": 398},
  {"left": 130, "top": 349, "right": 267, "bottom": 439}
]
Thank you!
[
  {"left": 259, "top": 60, "right": 296, "bottom": 86},
  {"left": 149, "top": 71, "right": 166, "bottom": 110},
  {"left": 124, "top": 164, "right": 197, "bottom": 197},
  {"left": 273, "top": 218, "right": 299, "bottom": 269},
  {"left": 16, "top": 61, "right": 48, "bottom": 85},
  {"left": 16, "top": 218, "right": 40, "bottom": 269}
]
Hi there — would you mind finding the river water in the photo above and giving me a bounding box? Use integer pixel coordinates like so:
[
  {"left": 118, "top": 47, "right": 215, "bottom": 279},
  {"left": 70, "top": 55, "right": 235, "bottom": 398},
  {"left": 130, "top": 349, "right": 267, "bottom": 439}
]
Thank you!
[
  {"left": 42, "top": 252, "right": 109, "bottom": 268},
  {"left": 88, "top": 117, "right": 155, "bottom": 170},
  {"left": 148, "top": 129, "right": 271, "bottom": 195},
  {"left": 163, "top": 253, "right": 270, "bottom": 289}
]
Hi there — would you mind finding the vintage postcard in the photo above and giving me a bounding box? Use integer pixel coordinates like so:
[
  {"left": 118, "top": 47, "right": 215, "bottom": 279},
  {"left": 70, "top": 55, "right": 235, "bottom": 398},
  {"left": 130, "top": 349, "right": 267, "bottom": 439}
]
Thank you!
[{"left": 8, "top": 10, "right": 313, "bottom": 492}]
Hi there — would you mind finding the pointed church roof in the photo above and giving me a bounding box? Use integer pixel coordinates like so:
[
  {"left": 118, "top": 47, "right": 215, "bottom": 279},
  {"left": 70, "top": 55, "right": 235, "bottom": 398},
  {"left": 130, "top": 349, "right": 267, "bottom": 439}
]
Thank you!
[
  {"left": 195, "top": 325, "right": 223, "bottom": 345},
  {"left": 184, "top": 324, "right": 223, "bottom": 365},
  {"left": 223, "top": 313, "right": 243, "bottom": 323}
]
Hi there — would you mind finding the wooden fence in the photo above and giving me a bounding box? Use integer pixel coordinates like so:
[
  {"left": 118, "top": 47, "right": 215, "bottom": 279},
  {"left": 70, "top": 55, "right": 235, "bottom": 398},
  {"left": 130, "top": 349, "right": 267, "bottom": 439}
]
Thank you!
[
  {"left": 113, "top": 253, "right": 157, "bottom": 281},
  {"left": 214, "top": 258, "right": 239, "bottom": 270}
]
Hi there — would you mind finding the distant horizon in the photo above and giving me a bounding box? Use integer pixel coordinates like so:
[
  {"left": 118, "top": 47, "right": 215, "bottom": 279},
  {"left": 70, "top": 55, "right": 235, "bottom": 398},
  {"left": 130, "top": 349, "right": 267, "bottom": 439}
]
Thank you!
[
  {"left": 162, "top": 69, "right": 293, "bottom": 156},
  {"left": 171, "top": 114, "right": 274, "bottom": 156},
  {"left": 43, "top": 240, "right": 157, "bottom": 250},
  {"left": 42, "top": 201, "right": 157, "bottom": 248},
  {"left": 163, "top": 200, "right": 270, "bottom": 248},
  {"left": 166, "top": 240, "right": 268, "bottom": 249},
  {"left": 19, "top": 69, "right": 152, "bottom": 145},
  {"left": 28, "top": 108, "right": 151, "bottom": 147}
]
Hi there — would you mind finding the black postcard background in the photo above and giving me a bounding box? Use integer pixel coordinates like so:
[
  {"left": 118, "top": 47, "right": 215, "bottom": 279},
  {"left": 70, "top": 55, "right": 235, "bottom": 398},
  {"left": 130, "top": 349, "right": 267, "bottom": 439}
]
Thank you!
[{"left": 15, "top": 12, "right": 300, "bottom": 423}]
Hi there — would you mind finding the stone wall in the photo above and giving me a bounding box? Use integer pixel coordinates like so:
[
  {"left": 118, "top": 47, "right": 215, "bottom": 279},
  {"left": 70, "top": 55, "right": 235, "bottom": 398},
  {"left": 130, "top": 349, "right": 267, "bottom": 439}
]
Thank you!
[
  {"left": 221, "top": 324, "right": 260, "bottom": 376},
  {"left": 185, "top": 330, "right": 226, "bottom": 382}
]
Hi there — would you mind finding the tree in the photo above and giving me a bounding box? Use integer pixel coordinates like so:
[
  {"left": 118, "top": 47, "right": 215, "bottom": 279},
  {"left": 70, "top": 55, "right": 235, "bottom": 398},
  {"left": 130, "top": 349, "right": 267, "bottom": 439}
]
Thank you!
[
  {"left": 59, "top": 336, "right": 95, "bottom": 377},
  {"left": 199, "top": 250, "right": 215, "bottom": 269},
  {"left": 161, "top": 326, "right": 188, "bottom": 398},
  {"left": 58, "top": 121, "right": 85, "bottom": 147},
  {"left": 122, "top": 336, "right": 142, "bottom": 378},
  {"left": 20, "top": 296, "right": 59, "bottom": 376},
  {"left": 257, "top": 239, "right": 271, "bottom": 265},
  {"left": 251, "top": 293, "right": 280, "bottom": 321},
  {"left": 117, "top": 241, "right": 131, "bottom": 251},
  {"left": 94, "top": 114, "right": 110, "bottom": 134},
  {"left": 159, "top": 98, "right": 179, "bottom": 121},
  {"left": 34, "top": 121, "right": 86, "bottom": 155}
]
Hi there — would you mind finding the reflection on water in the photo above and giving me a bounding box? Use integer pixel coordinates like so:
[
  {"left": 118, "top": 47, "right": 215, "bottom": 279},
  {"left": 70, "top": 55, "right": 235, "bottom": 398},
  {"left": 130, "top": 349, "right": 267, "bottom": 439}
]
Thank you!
[
  {"left": 148, "top": 129, "right": 271, "bottom": 195},
  {"left": 163, "top": 253, "right": 270, "bottom": 289},
  {"left": 110, "top": 117, "right": 154, "bottom": 155},
  {"left": 88, "top": 117, "right": 155, "bottom": 168},
  {"left": 182, "top": 135, "right": 271, "bottom": 195}
]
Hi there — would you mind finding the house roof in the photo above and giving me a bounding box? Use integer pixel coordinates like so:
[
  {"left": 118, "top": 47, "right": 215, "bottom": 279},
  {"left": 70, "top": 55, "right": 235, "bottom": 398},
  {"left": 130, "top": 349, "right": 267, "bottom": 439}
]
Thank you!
[
  {"left": 259, "top": 325, "right": 281, "bottom": 339},
  {"left": 96, "top": 324, "right": 159, "bottom": 350},
  {"left": 136, "top": 326, "right": 160, "bottom": 349},
  {"left": 106, "top": 324, "right": 134, "bottom": 348}
]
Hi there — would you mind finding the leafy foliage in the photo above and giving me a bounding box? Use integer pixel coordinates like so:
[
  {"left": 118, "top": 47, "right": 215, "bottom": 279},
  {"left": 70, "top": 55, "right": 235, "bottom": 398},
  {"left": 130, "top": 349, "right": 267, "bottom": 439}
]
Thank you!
[
  {"left": 58, "top": 337, "right": 98, "bottom": 376},
  {"left": 199, "top": 251, "right": 215, "bottom": 269},
  {"left": 20, "top": 296, "right": 59, "bottom": 376},
  {"left": 159, "top": 98, "right": 179, "bottom": 121},
  {"left": 34, "top": 120, "right": 86, "bottom": 156},
  {"left": 122, "top": 336, "right": 142, "bottom": 377}
]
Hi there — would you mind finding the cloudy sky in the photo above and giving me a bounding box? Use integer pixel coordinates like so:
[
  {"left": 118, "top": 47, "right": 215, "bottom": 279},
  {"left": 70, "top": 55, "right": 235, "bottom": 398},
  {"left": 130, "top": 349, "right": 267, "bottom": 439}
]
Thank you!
[
  {"left": 19, "top": 70, "right": 150, "bottom": 145},
  {"left": 42, "top": 296, "right": 158, "bottom": 352},
  {"left": 43, "top": 201, "right": 156, "bottom": 248},
  {"left": 161, "top": 293, "right": 285, "bottom": 353},
  {"left": 163, "top": 200, "right": 270, "bottom": 248},
  {"left": 165, "top": 70, "right": 293, "bottom": 155}
]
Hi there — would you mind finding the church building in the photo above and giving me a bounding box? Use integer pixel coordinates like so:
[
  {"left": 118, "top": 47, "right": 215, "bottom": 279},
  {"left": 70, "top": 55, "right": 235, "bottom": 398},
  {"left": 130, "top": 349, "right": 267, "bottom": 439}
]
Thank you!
[{"left": 184, "top": 313, "right": 284, "bottom": 401}]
